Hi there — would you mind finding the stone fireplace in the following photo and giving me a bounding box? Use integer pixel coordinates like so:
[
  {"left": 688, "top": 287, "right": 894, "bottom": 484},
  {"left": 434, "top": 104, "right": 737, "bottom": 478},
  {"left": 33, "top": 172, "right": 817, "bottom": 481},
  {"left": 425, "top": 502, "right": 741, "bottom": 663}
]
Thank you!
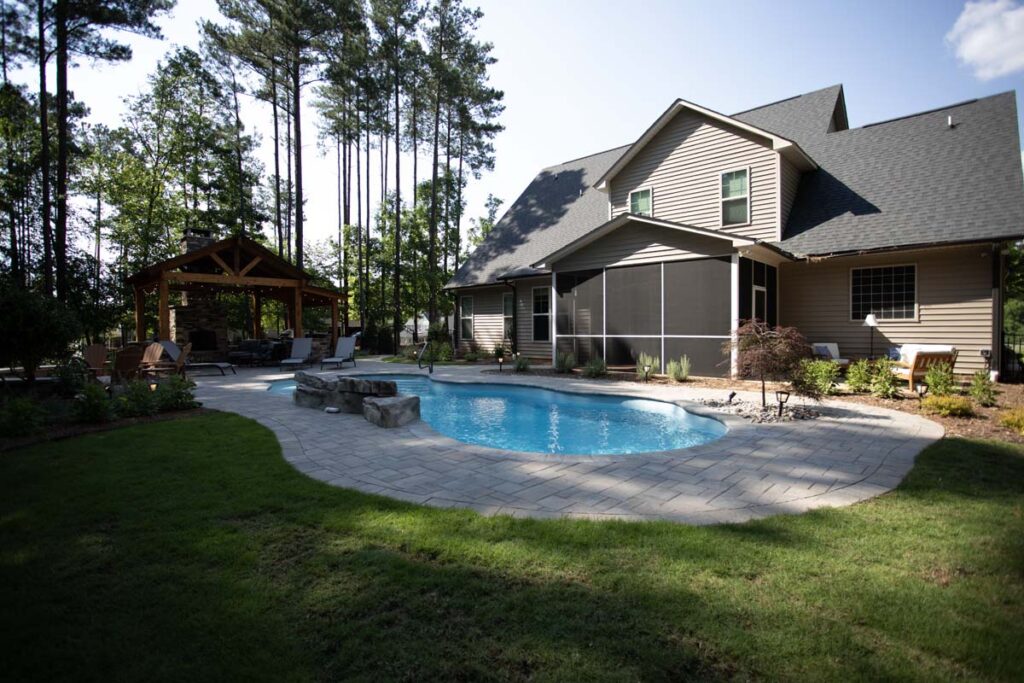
[{"left": 169, "top": 293, "right": 230, "bottom": 361}]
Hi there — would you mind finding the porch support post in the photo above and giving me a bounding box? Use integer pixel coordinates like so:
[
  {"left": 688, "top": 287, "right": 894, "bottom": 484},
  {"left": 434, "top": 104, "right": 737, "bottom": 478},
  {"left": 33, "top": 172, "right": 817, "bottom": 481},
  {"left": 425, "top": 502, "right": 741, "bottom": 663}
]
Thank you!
[
  {"left": 551, "top": 270, "right": 557, "bottom": 368},
  {"left": 330, "top": 297, "right": 339, "bottom": 350},
  {"left": 134, "top": 286, "right": 145, "bottom": 342},
  {"left": 293, "top": 285, "right": 303, "bottom": 339},
  {"left": 158, "top": 278, "right": 170, "bottom": 342},
  {"left": 730, "top": 253, "right": 740, "bottom": 377}
]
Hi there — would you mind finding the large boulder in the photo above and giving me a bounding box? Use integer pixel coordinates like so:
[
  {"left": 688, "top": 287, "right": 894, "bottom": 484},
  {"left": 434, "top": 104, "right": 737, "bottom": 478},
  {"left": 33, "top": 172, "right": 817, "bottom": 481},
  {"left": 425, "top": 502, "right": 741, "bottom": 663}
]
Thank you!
[
  {"left": 363, "top": 395, "right": 420, "bottom": 428},
  {"left": 292, "top": 373, "right": 399, "bottom": 414},
  {"left": 294, "top": 384, "right": 328, "bottom": 409},
  {"left": 294, "top": 371, "right": 336, "bottom": 392}
]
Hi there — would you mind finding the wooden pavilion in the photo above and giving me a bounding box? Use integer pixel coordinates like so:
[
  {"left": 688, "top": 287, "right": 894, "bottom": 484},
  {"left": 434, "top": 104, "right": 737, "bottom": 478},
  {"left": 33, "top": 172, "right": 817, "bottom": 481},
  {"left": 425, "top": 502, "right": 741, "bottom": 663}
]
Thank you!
[{"left": 126, "top": 233, "right": 344, "bottom": 350}]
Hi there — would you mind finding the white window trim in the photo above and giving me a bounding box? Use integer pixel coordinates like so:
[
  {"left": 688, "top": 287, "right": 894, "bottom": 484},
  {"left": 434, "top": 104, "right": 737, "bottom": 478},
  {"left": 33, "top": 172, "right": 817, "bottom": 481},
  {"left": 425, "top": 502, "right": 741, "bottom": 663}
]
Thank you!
[
  {"left": 459, "top": 295, "right": 474, "bottom": 340},
  {"left": 628, "top": 186, "right": 654, "bottom": 217},
  {"left": 752, "top": 284, "right": 768, "bottom": 322},
  {"left": 502, "top": 292, "right": 514, "bottom": 341},
  {"left": 532, "top": 286, "right": 551, "bottom": 342},
  {"left": 848, "top": 263, "right": 919, "bottom": 323},
  {"left": 720, "top": 166, "right": 751, "bottom": 228}
]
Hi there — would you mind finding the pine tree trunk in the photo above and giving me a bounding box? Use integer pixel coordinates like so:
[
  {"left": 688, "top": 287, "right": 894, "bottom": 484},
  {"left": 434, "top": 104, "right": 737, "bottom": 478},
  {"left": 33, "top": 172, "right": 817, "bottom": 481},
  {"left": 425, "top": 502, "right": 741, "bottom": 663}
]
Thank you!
[
  {"left": 291, "top": 44, "right": 304, "bottom": 269},
  {"left": 454, "top": 123, "right": 465, "bottom": 271},
  {"left": 427, "top": 85, "right": 442, "bottom": 324},
  {"left": 285, "top": 86, "right": 293, "bottom": 262},
  {"left": 54, "top": 0, "right": 67, "bottom": 301},
  {"left": 392, "top": 72, "right": 402, "bottom": 353},
  {"left": 37, "top": 0, "right": 52, "bottom": 295},
  {"left": 442, "top": 106, "right": 452, "bottom": 277},
  {"left": 271, "top": 70, "right": 283, "bottom": 257}
]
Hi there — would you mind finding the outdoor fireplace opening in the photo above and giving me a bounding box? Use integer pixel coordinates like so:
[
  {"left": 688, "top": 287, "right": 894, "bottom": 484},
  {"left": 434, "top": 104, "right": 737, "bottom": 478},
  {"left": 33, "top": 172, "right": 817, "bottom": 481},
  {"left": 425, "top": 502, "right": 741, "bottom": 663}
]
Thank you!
[{"left": 189, "top": 329, "right": 218, "bottom": 351}]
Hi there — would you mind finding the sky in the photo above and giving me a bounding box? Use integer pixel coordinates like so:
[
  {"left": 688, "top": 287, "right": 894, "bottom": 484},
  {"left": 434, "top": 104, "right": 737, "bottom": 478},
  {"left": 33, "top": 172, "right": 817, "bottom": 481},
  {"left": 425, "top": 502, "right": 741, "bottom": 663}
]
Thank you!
[{"left": 10, "top": 0, "right": 1024, "bottom": 254}]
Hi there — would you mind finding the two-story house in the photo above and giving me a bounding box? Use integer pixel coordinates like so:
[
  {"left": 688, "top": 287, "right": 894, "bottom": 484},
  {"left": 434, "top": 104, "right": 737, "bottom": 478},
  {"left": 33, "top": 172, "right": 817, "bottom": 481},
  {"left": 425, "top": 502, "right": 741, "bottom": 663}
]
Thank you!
[{"left": 445, "top": 85, "right": 1024, "bottom": 377}]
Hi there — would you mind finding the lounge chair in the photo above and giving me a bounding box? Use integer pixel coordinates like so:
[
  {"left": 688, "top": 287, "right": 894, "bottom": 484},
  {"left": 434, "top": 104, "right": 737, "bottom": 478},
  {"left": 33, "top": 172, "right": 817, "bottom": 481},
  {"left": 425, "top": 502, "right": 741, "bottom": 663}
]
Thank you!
[
  {"left": 892, "top": 345, "right": 958, "bottom": 390},
  {"left": 280, "top": 337, "right": 313, "bottom": 371},
  {"left": 83, "top": 343, "right": 109, "bottom": 378},
  {"left": 159, "top": 340, "right": 236, "bottom": 376},
  {"left": 811, "top": 342, "right": 850, "bottom": 368},
  {"left": 321, "top": 335, "right": 358, "bottom": 370}
]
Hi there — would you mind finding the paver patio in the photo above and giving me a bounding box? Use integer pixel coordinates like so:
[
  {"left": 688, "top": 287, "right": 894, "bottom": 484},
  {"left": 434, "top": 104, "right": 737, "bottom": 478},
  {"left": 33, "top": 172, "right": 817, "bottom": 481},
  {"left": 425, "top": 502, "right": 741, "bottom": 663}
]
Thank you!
[{"left": 194, "top": 360, "right": 944, "bottom": 525}]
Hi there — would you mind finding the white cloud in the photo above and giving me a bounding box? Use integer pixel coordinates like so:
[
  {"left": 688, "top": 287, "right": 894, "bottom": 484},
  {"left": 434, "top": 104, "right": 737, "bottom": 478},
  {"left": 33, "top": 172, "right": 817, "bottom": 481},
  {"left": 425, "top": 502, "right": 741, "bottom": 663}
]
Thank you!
[{"left": 947, "top": 0, "right": 1024, "bottom": 80}]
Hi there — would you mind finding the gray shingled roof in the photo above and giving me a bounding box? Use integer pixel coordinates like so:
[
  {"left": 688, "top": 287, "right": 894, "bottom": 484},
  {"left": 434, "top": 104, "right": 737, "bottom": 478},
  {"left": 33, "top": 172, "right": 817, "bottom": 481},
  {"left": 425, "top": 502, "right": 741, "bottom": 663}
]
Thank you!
[
  {"left": 737, "top": 87, "right": 1024, "bottom": 256},
  {"left": 449, "top": 84, "right": 1024, "bottom": 287},
  {"left": 447, "top": 145, "right": 628, "bottom": 288}
]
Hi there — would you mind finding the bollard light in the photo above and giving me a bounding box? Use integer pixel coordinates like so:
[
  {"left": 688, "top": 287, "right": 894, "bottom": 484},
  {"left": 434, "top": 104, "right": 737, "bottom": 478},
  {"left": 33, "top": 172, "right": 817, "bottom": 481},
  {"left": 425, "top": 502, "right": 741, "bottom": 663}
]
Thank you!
[
  {"left": 643, "top": 364, "right": 652, "bottom": 383},
  {"left": 775, "top": 390, "right": 791, "bottom": 417}
]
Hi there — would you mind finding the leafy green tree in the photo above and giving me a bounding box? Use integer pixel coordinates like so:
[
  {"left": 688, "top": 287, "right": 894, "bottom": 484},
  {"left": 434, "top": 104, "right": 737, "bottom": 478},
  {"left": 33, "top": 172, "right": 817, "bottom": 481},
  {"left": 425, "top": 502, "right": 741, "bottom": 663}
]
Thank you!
[
  {"left": 465, "top": 192, "right": 501, "bottom": 251},
  {"left": 0, "top": 276, "right": 80, "bottom": 380}
]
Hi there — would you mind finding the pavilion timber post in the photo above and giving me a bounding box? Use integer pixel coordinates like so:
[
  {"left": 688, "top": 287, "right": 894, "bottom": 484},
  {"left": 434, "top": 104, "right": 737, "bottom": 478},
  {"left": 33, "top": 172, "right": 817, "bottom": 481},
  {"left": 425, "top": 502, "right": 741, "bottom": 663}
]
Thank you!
[
  {"left": 330, "top": 298, "right": 339, "bottom": 349},
  {"left": 134, "top": 286, "right": 145, "bottom": 342},
  {"left": 158, "top": 278, "right": 170, "bottom": 342},
  {"left": 253, "top": 293, "right": 263, "bottom": 339},
  {"left": 293, "top": 285, "right": 303, "bottom": 339}
]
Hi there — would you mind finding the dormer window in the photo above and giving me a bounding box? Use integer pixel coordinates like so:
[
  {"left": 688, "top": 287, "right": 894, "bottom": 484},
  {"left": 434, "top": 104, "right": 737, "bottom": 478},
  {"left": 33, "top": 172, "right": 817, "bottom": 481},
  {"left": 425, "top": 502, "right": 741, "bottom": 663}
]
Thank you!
[
  {"left": 721, "top": 168, "right": 749, "bottom": 226},
  {"left": 629, "top": 188, "right": 652, "bottom": 216}
]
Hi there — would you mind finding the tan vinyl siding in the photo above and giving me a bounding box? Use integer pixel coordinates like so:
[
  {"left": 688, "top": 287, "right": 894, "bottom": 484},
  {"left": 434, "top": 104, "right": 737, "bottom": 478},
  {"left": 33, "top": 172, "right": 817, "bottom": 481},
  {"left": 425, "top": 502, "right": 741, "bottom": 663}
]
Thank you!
[
  {"left": 552, "top": 224, "right": 732, "bottom": 272},
  {"left": 456, "top": 287, "right": 506, "bottom": 353},
  {"left": 514, "top": 276, "right": 553, "bottom": 361},
  {"left": 780, "top": 157, "right": 800, "bottom": 230},
  {"left": 780, "top": 245, "right": 995, "bottom": 374},
  {"left": 609, "top": 109, "right": 779, "bottom": 241}
]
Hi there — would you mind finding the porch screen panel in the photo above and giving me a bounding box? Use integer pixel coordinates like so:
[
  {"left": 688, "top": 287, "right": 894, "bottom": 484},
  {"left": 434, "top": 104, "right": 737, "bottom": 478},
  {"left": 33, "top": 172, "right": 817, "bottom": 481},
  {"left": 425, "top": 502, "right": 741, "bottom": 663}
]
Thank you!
[
  {"left": 556, "top": 270, "right": 603, "bottom": 336},
  {"left": 605, "top": 264, "right": 661, "bottom": 336},
  {"left": 556, "top": 336, "right": 603, "bottom": 364},
  {"left": 737, "top": 257, "right": 777, "bottom": 326},
  {"left": 663, "top": 257, "right": 731, "bottom": 335},
  {"left": 605, "top": 337, "right": 662, "bottom": 367},
  {"left": 664, "top": 338, "right": 729, "bottom": 377}
]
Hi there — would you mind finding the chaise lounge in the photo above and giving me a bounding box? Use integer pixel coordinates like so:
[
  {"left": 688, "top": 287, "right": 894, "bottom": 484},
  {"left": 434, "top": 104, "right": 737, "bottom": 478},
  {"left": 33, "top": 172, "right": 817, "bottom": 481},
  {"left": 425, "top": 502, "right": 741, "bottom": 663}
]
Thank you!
[
  {"left": 281, "top": 337, "right": 313, "bottom": 371},
  {"left": 321, "top": 335, "right": 358, "bottom": 370},
  {"left": 159, "top": 340, "right": 236, "bottom": 376}
]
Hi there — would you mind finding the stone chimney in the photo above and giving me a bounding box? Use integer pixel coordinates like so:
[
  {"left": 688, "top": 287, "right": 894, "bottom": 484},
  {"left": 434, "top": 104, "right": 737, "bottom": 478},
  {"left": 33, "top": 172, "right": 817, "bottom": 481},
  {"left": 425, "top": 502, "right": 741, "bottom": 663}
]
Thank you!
[{"left": 180, "top": 228, "right": 215, "bottom": 254}]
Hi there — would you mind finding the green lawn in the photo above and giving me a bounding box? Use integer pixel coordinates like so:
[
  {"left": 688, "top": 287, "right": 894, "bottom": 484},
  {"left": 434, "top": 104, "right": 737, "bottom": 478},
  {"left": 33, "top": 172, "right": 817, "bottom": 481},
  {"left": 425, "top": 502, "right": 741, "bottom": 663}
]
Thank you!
[{"left": 2, "top": 413, "right": 1022, "bottom": 681}]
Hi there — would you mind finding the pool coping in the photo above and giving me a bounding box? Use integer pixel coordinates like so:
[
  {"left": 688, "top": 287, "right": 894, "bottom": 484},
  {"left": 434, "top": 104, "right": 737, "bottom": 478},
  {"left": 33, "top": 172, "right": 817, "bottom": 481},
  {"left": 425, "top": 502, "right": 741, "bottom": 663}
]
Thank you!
[{"left": 196, "top": 362, "right": 945, "bottom": 525}]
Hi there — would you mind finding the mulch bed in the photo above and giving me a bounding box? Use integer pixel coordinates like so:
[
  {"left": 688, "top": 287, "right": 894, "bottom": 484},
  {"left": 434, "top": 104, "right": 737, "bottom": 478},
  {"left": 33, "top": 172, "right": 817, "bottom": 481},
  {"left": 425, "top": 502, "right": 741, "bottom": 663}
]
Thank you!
[{"left": 0, "top": 408, "right": 217, "bottom": 453}]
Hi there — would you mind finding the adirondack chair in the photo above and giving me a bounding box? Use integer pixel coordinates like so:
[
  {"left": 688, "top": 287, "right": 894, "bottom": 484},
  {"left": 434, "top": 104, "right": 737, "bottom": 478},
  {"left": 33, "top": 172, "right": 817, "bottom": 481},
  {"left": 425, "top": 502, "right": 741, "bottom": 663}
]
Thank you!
[
  {"left": 144, "top": 342, "right": 192, "bottom": 378},
  {"left": 83, "top": 344, "right": 109, "bottom": 378},
  {"left": 160, "top": 340, "right": 235, "bottom": 375},
  {"left": 111, "top": 345, "right": 145, "bottom": 383}
]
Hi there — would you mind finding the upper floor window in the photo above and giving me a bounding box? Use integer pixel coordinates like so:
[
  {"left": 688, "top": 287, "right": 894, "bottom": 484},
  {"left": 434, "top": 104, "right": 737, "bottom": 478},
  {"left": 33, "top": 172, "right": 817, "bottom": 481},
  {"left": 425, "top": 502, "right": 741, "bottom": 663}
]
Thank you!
[
  {"left": 629, "top": 188, "right": 652, "bottom": 216},
  {"left": 851, "top": 265, "right": 916, "bottom": 321},
  {"left": 721, "top": 168, "right": 749, "bottom": 226}
]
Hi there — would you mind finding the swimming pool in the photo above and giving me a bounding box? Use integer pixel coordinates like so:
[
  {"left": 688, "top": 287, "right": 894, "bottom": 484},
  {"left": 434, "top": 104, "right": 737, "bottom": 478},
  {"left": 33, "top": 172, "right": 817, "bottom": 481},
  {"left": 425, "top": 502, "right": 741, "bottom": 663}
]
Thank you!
[{"left": 267, "top": 374, "right": 726, "bottom": 455}]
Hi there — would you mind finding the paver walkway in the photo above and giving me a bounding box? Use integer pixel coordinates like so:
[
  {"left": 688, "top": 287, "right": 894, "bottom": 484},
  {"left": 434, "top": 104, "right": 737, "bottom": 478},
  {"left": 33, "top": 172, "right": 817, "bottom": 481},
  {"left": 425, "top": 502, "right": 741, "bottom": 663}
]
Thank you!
[{"left": 195, "top": 361, "right": 943, "bottom": 525}]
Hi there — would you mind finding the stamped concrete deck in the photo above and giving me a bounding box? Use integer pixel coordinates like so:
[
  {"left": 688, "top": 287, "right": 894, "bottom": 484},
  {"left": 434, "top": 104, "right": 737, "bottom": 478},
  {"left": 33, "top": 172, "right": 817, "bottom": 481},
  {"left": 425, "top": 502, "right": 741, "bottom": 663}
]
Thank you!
[{"left": 194, "top": 360, "right": 944, "bottom": 525}]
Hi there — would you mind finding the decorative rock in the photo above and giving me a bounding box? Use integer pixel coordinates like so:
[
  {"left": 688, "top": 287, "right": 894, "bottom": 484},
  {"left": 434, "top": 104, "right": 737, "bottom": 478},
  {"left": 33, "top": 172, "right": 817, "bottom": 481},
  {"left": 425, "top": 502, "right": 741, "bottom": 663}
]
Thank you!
[
  {"left": 295, "top": 371, "right": 334, "bottom": 391},
  {"left": 363, "top": 395, "right": 420, "bottom": 428},
  {"left": 324, "top": 406, "right": 340, "bottom": 414},
  {"left": 294, "top": 385, "right": 327, "bottom": 409}
]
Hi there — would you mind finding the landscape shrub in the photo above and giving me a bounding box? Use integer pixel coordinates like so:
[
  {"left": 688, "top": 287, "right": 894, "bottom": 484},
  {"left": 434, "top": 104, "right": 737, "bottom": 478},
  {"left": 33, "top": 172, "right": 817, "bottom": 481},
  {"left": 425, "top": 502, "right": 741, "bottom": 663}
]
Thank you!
[
  {"left": 870, "top": 358, "right": 902, "bottom": 399},
  {"left": 0, "top": 282, "right": 81, "bottom": 381},
  {"left": 463, "top": 351, "right": 479, "bottom": 362},
  {"left": 154, "top": 376, "right": 200, "bottom": 412},
  {"left": 921, "top": 395, "right": 975, "bottom": 418},
  {"left": 493, "top": 345, "right": 506, "bottom": 360},
  {"left": 400, "top": 344, "right": 420, "bottom": 360},
  {"left": 54, "top": 358, "right": 90, "bottom": 398},
  {"left": 845, "top": 359, "right": 874, "bottom": 393},
  {"left": 116, "top": 381, "right": 159, "bottom": 418},
  {"left": 726, "top": 320, "right": 810, "bottom": 407},
  {"left": 666, "top": 355, "right": 691, "bottom": 382},
  {"left": 794, "top": 358, "right": 841, "bottom": 398},
  {"left": 0, "top": 397, "right": 46, "bottom": 437},
  {"left": 998, "top": 407, "right": 1024, "bottom": 434},
  {"left": 514, "top": 354, "right": 530, "bottom": 372},
  {"left": 634, "top": 352, "right": 660, "bottom": 381},
  {"left": 478, "top": 347, "right": 494, "bottom": 360},
  {"left": 424, "top": 340, "right": 453, "bottom": 362},
  {"left": 924, "top": 362, "right": 957, "bottom": 396},
  {"left": 582, "top": 356, "right": 607, "bottom": 378},
  {"left": 74, "top": 384, "right": 114, "bottom": 424},
  {"left": 555, "top": 351, "right": 576, "bottom": 373},
  {"left": 968, "top": 371, "right": 998, "bottom": 407}
]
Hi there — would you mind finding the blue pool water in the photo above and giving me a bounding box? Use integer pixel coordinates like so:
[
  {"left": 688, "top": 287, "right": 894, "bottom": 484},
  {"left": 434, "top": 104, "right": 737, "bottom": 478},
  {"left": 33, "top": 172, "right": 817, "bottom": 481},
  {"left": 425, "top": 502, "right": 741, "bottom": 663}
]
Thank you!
[{"left": 268, "top": 374, "right": 725, "bottom": 455}]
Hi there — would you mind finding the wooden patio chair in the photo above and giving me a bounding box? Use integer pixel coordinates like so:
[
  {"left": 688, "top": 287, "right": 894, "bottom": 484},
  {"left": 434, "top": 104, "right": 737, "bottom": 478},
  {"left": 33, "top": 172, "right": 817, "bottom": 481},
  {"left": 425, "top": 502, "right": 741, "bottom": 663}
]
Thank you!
[
  {"left": 892, "top": 346, "right": 958, "bottom": 390},
  {"left": 144, "top": 342, "right": 191, "bottom": 379},
  {"left": 111, "top": 345, "right": 145, "bottom": 383},
  {"left": 83, "top": 344, "right": 109, "bottom": 378}
]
